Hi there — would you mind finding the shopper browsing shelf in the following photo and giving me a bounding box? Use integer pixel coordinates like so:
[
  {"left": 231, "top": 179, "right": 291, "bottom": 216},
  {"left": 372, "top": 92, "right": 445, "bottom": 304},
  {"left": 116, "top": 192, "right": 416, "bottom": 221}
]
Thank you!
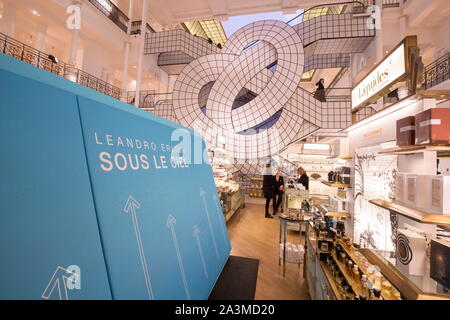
[
  {"left": 297, "top": 167, "right": 309, "bottom": 191},
  {"left": 273, "top": 170, "right": 285, "bottom": 215}
]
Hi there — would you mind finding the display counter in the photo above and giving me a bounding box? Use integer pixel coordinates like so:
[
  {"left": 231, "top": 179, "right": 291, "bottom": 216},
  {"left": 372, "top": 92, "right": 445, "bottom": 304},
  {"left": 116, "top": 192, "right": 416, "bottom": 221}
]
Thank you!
[
  {"left": 214, "top": 178, "right": 244, "bottom": 222},
  {"left": 304, "top": 220, "right": 450, "bottom": 300},
  {"left": 220, "top": 188, "right": 245, "bottom": 222}
]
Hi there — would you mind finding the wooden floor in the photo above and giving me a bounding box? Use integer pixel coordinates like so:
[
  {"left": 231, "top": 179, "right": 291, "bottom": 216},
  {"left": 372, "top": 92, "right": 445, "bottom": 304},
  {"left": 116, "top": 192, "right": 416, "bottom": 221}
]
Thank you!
[{"left": 227, "top": 204, "right": 311, "bottom": 300}]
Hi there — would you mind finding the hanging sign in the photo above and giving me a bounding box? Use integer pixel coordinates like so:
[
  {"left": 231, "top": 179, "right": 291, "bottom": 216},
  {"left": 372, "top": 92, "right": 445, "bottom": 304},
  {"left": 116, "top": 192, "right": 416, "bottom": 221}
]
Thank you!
[{"left": 352, "top": 36, "right": 418, "bottom": 111}]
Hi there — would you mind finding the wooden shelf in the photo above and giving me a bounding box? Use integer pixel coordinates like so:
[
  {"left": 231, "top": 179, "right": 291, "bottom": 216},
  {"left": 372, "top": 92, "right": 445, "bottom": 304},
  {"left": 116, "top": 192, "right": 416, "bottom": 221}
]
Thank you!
[
  {"left": 369, "top": 199, "right": 450, "bottom": 226},
  {"left": 320, "top": 262, "right": 344, "bottom": 300},
  {"left": 329, "top": 195, "right": 348, "bottom": 202},
  {"left": 338, "top": 241, "right": 398, "bottom": 300},
  {"left": 332, "top": 253, "right": 364, "bottom": 297},
  {"left": 325, "top": 212, "right": 350, "bottom": 219},
  {"left": 316, "top": 204, "right": 328, "bottom": 215},
  {"left": 321, "top": 181, "right": 352, "bottom": 188},
  {"left": 379, "top": 144, "right": 450, "bottom": 155},
  {"left": 327, "top": 155, "right": 353, "bottom": 160}
]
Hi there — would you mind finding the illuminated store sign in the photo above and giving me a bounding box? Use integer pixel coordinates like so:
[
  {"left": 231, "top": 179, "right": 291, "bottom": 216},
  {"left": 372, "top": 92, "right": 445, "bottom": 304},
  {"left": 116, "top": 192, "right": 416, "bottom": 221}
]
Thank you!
[{"left": 352, "top": 43, "right": 406, "bottom": 110}]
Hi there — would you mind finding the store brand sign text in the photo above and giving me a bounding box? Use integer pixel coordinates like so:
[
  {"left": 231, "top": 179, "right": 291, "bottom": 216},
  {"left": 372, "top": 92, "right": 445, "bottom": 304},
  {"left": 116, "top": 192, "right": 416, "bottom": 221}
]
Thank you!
[{"left": 352, "top": 44, "right": 406, "bottom": 110}]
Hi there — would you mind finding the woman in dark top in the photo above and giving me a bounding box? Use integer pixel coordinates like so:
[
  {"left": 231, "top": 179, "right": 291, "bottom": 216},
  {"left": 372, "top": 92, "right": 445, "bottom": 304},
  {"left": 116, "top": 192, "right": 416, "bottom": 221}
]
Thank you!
[
  {"left": 262, "top": 164, "right": 275, "bottom": 219},
  {"left": 314, "top": 78, "right": 326, "bottom": 102},
  {"left": 273, "top": 170, "right": 285, "bottom": 214},
  {"left": 297, "top": 167, "right": 309, "bottom": 190}
]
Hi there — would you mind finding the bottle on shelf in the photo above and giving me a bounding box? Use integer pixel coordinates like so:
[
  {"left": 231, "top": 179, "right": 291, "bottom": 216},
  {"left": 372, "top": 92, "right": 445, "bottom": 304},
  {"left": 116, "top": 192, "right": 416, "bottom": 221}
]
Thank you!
[
  {"left": 367, "top": 280, "right": 374, "bottom": 300},
  {"left": 345, "top": 286, "right": 355, "bottom": 300},
  {"left": 373, "top": 286, "right": 382, "bottom": 300},
  {"left": 361, "top": 275, "right": 369, "bottom": 298},
  {"left": 352, "top": 264, "right": 360, "bottom": 282},
  {"left": 347, "top": 260, "right": 353, "bottom": 275}
]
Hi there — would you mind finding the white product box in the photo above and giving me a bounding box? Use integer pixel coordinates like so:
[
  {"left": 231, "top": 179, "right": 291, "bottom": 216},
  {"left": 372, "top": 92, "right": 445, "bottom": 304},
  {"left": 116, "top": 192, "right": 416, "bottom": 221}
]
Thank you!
[
  {"left": 398, "top": 174, "right": 450, "bottom": 215},
  {"left": 415, "top": 175, "right": 431, "bottom": 211},
  {"left": 430, "top": 176, "right": 450, "bottom": 215},
  {"left": 280, "top": 243, "right": 304, "bottom": 263},
  {"left": 396, "top": 229, "right": 427, "bottom": 276},
  {"left": 404, "top": 174, "right": 417, "bottom": 208},
  {"left": 395, "top": 172, "right": 407, "bottom": 204}
]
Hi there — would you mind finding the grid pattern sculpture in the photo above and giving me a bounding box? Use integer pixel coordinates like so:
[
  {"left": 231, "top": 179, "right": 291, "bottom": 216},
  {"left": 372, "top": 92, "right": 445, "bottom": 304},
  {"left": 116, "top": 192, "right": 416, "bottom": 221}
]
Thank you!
[{"left": 171, "top": 20, "right": 352, "bottom": 161}]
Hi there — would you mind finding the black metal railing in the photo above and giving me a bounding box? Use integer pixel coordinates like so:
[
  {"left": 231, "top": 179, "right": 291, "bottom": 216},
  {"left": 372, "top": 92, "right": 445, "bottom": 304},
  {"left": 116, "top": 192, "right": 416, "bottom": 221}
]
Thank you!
[
  {"left": 0, "top": 32, "right": 121, "bottom": 100},
  {"left": 88, "top": 0, "right": 129, "bottom": 32},
  {"left": 131, "top": 21, "right": 156, "bottom": 35},
  {"left": 126, "top": 90, "right": 165, "bottom": 108},
  {"left": 312, "top": 87, "right": 352, "bottom": 102},
  {"left": 74, "top": 68, "right": 121, "bottom": 99},
  {"left": 422, "top": 53, "right": 450, "bottom": 89},
  {"left": 382, "top": 0, "right": 402, "bottom": 8},
  {"left": 357, "top": 0, "right": 402, "bottom": 7}
]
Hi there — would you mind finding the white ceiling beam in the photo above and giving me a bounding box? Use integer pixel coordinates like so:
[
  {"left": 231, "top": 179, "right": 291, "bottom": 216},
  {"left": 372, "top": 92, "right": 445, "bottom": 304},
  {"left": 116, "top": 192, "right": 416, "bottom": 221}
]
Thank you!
[{"left": 206, "top": 0, "right": 229, "bottom": 21}]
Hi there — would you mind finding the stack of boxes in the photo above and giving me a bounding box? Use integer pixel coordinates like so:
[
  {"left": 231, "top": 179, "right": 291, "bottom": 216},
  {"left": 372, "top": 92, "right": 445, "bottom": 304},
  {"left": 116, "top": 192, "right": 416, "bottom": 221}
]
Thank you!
[
  {"left": 279, "top": 242, "right": 305, "bottom": 264},
  {"left": 396, "top": 108, "right": 450, "bottom": 147},
  {"left": 395, "top": 108, "right": 450, "bottom": 215}
]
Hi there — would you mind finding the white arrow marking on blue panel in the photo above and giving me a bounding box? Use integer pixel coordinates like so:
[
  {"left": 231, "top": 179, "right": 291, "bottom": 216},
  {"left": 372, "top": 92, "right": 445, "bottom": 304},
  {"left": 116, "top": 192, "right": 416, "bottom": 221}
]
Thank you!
[
  {"left": 167, "top": 215, "right": 191, "bottom": 299},
  {"left": 124, "top": 195, "right": 154, "bottom": 300},
  {"left": 193, "top": 225, "right": 208, "bottom": 279},
  {"left": 213, "top": 193, "right": 229, "bottom": 247},
  {"left": 200, "top": 188, "right": 219, "bottom": 259},
  {"left": 42, "top": 266, "right": 79, "bottom": 300}
]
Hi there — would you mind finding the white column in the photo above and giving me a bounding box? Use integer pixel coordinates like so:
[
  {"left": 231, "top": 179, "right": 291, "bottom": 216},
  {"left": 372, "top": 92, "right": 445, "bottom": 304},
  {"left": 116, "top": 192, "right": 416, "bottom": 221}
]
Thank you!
[
  {"left": 1, "top": 1, "right": 17, "bottom": 37},
  {"left": 399, "top": 15, "right": 407, "bottom": 40},
  {"left": 375, "top": 0, "right": 384, "bottom": 111},
  {"left": 135, "top": 0, "right": 149, "bottom": 107},
  {"left": 65, "top": 0, "right": 82, "bottom": 81},
  {"left": 121, "top": 0, "right": 134, "bottom": 102},
  {"left": 69, "top": 28, "right": 80, "bottom": 66},
  {"left": 35, "top": 24, "right": 47, "bottom": 52}
]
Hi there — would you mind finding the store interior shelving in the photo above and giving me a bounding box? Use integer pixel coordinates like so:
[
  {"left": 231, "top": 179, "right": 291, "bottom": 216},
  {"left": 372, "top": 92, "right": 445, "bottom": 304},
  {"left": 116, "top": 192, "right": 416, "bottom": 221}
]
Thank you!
[
  {"left": 379, "top": 144, "right": 450, "bottom": 155},
  {"left": 321, "top": 181, "right": 352, "bottom": 189},
  {"left": 369, "top": 199, "right": 450, "bottom": 227}
]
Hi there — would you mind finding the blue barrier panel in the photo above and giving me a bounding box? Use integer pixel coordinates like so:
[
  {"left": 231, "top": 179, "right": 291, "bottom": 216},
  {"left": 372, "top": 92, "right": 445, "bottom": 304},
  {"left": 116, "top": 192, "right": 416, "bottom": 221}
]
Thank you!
[
  {"left": 77, "top": 96, "right": 231, "bottom": 300},
  {"left": 0, "top": 55, "right": 112, "bottom": 300},
  {"left": 0, "top": 53, "right": 231, "bottom": 299}
]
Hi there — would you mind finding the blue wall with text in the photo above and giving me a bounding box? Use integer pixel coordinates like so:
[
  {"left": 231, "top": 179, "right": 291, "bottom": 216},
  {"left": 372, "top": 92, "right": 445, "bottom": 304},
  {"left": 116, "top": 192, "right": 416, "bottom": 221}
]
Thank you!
[{"left": 0, "top": 54, "right": 231, "bottom": 300}]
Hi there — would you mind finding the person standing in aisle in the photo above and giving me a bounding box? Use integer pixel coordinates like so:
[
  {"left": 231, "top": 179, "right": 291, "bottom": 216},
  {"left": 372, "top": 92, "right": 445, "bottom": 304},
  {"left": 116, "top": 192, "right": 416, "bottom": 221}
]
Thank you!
[
  {"left": 273, "top": 170, "right": 285, "bottom": 215},
  {"left": 314, "top": 78, "right": 326, "bottom": 102},
  {"left": 262, "top": 163, "right": 275, "bottom": 219},
  {"left": 297, "top": 167, "right": 309, "bottom": 191}
]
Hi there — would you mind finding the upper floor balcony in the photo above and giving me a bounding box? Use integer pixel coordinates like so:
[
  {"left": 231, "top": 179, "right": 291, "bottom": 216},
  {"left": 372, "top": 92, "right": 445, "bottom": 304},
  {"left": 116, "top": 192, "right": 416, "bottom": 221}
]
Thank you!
[
  {"left": 0, "top": 32, "right": 121, "bottom": 100},
  {"left": 422, "top": 52, "right": 450, "bottom": 90},
  {"left": 88, "top": 0, "right": 130, "bottom": 33}
]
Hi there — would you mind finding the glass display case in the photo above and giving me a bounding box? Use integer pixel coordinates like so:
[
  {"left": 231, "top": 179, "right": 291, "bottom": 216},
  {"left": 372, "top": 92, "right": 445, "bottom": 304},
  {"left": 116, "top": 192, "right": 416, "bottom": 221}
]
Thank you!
[{"left": 305, "top": 218, "right": 450, "bottom": 300}]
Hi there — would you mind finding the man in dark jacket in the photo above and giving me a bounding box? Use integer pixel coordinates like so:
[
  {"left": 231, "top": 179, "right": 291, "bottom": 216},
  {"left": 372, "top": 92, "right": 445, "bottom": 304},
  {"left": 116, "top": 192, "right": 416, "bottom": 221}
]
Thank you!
[
  {"left": 273, "top": 170, "right": 285, "bottom": 214},
  {"left": 262, "top": 163, "right": 275, "bottom": 218},
  {"left": 297, "top": 167, "right": 309, "bottom": 190}
]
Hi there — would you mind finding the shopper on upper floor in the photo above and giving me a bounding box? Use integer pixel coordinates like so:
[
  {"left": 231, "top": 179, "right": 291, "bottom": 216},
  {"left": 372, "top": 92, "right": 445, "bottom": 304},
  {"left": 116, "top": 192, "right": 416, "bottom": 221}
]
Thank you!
[
  {"left": 262, "top": 163, "right": 276, "bottom": 219},
  {"left": 273, "top": 170, "right": 285, "bottom": 215},
  {"left": 297, "top": 167, "right": 309, "bottom": 191},
  {"left": 314, "top": 78, "right": 326, "bottom": 102}
]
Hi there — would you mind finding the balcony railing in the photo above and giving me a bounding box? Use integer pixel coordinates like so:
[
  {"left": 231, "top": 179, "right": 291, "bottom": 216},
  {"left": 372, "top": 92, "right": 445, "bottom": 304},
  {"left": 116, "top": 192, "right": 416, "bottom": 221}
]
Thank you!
[
  {"left": 0, "top": 32, "right": 121, "bottom": 100},
  {"left": 88, "top": 0, "right": 129, "bottom": 32},
  {"left": 422, "top": 53, "right": 450, "bottom": 89},
  {"left": 131, "top": 21, "right": 156, "bottom": 35},
  {"left": 356, "top": 0, "right": 403, "bottom": 8},
  {"left": 126, "top": 90, "right": 162, "bottom": 108}
]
